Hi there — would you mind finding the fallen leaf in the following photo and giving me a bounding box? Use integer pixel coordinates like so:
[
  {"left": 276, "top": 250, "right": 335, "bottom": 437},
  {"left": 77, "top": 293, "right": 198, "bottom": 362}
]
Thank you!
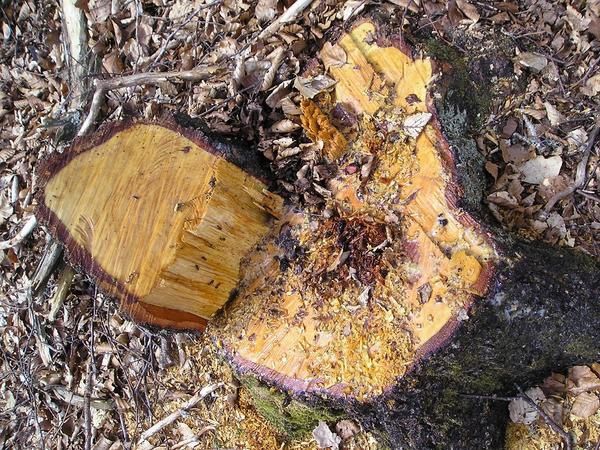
[
  {"left": 271, "top": 119, "right": 300, "bottom": 133},
  {"left": 519, "top": 155, "right": 562, "bottom": 184},
  {"left": 403, "top": 112, "right": 432, "bottom": 139},
  {"left": 515, "top": 52, "right": 548, "bottom": 72},
  {"left": 294, "top": 75, "right": 337, "bottom": 99},
  {"left": 320, "top": 43, "right": 347, "bottom": 71},
  {"left": 456, "top": 0, "right": 480, "bottom": 23},
  {"left": 544, "top": 102, "right": 563, "bottom": 126},
  {"left": 571, "top": 392, "right": 600, "bottom": 418},
  {"left": 312, "top": 421, "right": 341, "bottom": 449},
  {"left": 581, "top": 73, "right": 600, "bottom": 97},
  {"left": 255, "top": 0, "right": 277, "bottom": 22},
  {"left": 509, "top": 387, "right": 545, "bottom": 424}
]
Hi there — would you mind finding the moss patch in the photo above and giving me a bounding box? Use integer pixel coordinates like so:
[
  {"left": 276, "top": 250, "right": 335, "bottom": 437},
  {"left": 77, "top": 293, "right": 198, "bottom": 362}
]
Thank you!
[{"left": 241, "top": 376, "right": 344, "bottom": 439}]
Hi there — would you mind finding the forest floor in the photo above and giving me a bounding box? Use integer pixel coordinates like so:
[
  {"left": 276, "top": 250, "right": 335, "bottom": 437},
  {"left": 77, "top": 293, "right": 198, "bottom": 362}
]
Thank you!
[{"left": 0, "top": 0, "right": 599, "bottom": 449}]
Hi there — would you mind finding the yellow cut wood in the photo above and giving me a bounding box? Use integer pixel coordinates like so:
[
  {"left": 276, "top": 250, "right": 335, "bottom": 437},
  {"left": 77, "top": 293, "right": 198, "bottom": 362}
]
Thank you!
[{"left": 40, "top": 122, "right": 282, "bottom": 330}]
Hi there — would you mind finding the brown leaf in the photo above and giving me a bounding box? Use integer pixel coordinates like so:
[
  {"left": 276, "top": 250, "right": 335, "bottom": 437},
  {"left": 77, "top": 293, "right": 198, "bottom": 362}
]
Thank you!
[
  {"left": 571, "top": 392, "right": 600, "bottom": 418},
  {"left": 255, "top": 0, "right": 277, "bottom": 22},
  {"left": 519, "top": 156, "right": 562, "bottom": 184},
  {"left": 294, "top": 75, "right": 337, "bottom": 99},
  {"left": 320, "top": 43, "right": 347, "bottom": 71},
  {"left": 515, "top": 52, "right": 548, "bottom": 72},
  {"left": 456, "top": 0, "right": 480, "bottom": 23}
]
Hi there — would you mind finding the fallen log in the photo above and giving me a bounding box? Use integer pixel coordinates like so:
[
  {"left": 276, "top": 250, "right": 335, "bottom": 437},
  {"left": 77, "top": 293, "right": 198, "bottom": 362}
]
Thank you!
[{"left": 37, "top": 18, "right": 600, "bottom": 449}]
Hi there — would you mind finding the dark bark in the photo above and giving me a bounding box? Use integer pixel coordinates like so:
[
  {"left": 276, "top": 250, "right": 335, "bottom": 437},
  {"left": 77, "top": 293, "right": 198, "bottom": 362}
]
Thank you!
[{"left": 357, "top": 237, "right": 600, "bottom": 449}]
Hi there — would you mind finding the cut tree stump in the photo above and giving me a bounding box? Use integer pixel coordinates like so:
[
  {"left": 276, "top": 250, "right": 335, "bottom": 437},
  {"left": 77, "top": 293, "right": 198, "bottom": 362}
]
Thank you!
[
  {"left": 37, "top": 18, "right": 600, "bottom": 449},
  {"left": 37, "top": 120, "right": 282, "bottom": 330}
]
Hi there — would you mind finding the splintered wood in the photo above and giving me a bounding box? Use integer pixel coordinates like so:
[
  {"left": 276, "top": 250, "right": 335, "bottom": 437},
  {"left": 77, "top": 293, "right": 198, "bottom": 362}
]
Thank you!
[
  {"left": 216, "top": 21, "right": 496, "bottom": 399},
  {"left": 38, "top": 122, "right": 282, "bottom": 330}
]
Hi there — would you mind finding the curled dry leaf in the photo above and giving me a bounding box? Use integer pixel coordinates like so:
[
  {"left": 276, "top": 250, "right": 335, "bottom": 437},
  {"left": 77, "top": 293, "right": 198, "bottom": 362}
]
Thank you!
[
  {"left": 320, "top": 42, "right": 347, "bottom": 71},
  {"left": 294, "top": 75, "right": 337, "bottom": 99}
]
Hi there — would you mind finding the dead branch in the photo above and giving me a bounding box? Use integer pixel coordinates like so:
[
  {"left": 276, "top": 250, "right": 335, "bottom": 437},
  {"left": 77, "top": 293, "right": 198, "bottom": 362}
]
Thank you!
[
  {"left": 77, "top": 68, "right": 218, "bottom": 136},
  {"left": 48, "top": 265, "right": 75, "bottom": 321},
  {"left": 258, "top": 0, "right": 316, "bottom": 40},
  {"left": 544, "top": 123, "right": 600, "bottom": 212},
  {"left": 61, "top": 0, "right": 93, "bottom": 110},
  {"left": 0, "top": 216, "right": 37, "bottom": 250},
  {"left": 30, "top": 239, "right": 63, "bottom": 297},
  {"left": 137, "top": 383, "right": 224, "bottom": 445}
]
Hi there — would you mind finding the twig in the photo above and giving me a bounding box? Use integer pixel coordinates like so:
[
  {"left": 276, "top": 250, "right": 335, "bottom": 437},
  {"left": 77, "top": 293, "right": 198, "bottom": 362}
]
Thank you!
[
  {"left": 78, "top": 67, "right": 218, "bottom": 136},
  {"left": 544, "top": 123, "right": 600, "bottom": 213},
  {"left": 514, "top": 384, "right": 573, "bottom": 450},
  {"left": 136, "top": 383, "right": 223, "bottom": 445},
  {"left": 48, "top": 265, "right": 75, "bottom": 321},
  {"left": 461, "top": 393, "right": 516, "bottom": 402},
  {"left": 30, "top": 239, "right": 63, "bottom": 297},
  {"left": 0, "top": 216, "right": 37, "bottom": 250},
  {"left": 84, "top": 359, "right": 93, "bottom": 450},
  {"left": 258, "top": 0, "right": 316, "bottom": 40}
]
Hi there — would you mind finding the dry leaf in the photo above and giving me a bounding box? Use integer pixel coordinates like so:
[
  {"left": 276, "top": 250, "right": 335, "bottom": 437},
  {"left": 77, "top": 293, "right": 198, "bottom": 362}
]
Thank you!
[
  {"left": 403, "top": 112, "right": 432, "bottom": 139},
  {"left": 335, "top": 419, "right": 360, "bottom": 440},
  {"left": 294, "top": 75, "right": 337, "bottom": 99},
  {"left": 581, "top": 73, "right": 600, "bottom": 97},
  {"left": 544, "top": 102, "right": 563, "bottom": 126},
  {"left": 515, "top": 52, "right": 548, "bottom": 72},
  {"left": 255, "top": 0, "right": 277, "bottom": 22},
  {"left": 271, "top": 119, "right": 301, "bottom": 133},
  {"left": 571, "top": 392, "right": 600, "bottom": 418},
  {"left": 509, "top": 387, "right": 545, "bottom": 424},
  {"left": 567, "top": 365, "right": 600, "bottom": 395},
  {"left": 456, "top": 0, "right": 480, "bottom": 23},
  {"left": 519, "top": 156, "right": 562, "bottom": 184},
  {"left": 312, "top": 421, "right": 341, "bottom": 450},
  {"left": 320, "top": 43, "right": 347, "bottom": 71}
]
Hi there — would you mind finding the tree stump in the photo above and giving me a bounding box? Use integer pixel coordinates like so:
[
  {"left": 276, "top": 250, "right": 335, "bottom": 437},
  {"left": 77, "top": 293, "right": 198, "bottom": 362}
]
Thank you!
[{"left": 37, "top": 19, "right": 600, "bottom": 449}]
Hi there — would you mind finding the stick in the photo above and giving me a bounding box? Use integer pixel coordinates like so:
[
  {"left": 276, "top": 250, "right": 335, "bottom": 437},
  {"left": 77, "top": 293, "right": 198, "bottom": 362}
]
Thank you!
[
  {"left": 30, "top": 239, "right": 63, "bottom": 297},
  {"left": 258, "top": 0, "right": 316, "bottom": 40},
  {"left": 514, "top": 384, "right": 573, "bottom": 450},
  {"left": 544, "top": 123, "right": 600, "bottom": 213},
  {"left": 137, "top": 383, "right": 223, "bottom": 444},
  {"left": 0, "top": 216, "right": 37, "bottom": 250},
  {"left": 61, "top": 0, "right": 93, "bottom": 110},
  {"left": 77, "top": 68, "right": 218, "bottom": 136},
  {"left": 48, "top": 265, "right": 75, "bottom": 321}
]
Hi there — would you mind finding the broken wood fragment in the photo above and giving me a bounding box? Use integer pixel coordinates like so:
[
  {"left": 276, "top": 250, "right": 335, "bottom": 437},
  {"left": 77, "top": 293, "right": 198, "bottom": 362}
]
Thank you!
[{"left": 37, "top": 119, "right": 282, "bottom": 330}]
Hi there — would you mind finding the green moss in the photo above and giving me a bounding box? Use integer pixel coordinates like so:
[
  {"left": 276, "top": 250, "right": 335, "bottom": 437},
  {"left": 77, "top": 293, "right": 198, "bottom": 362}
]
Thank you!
[{"left": 241, "top": 376, "right": 344, "bottom": 439}]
